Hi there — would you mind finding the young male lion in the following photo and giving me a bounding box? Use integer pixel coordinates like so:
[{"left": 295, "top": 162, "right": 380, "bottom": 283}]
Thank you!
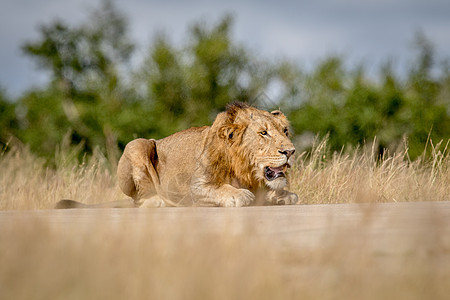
[{"left": 57, "top": 102, "right": 298, "bottom": 208}]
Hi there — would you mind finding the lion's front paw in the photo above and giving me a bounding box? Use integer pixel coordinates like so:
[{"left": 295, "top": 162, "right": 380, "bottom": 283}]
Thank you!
[
  {"left": 278, "top": 192, "right": 298, "bottom": 205},
  {"left": 140, "top": 195, "right": 166, "bottom": 208},
  {"left": 220, "top": 189, "right": 255, "bottom": 207},
  {"left": 268, "top": 190, "right": 298, "bottom": 205}
]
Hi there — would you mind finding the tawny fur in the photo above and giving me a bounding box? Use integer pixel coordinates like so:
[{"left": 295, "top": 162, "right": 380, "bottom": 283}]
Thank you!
[{"left": 56, "top": 102, "right": 298, "bottom": 208}]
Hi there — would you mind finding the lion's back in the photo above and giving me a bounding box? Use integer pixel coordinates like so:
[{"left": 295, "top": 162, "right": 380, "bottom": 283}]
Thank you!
[{"left": 156, "top": 126, "right": 208, "bottom": 156}]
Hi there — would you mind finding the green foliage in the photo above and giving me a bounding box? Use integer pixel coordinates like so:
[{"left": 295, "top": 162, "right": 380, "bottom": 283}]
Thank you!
[
  {"left": 140, "top": 15, "right": 273, "bottom": 137},
  {"left": 282, "top": 39, "right": 450, "bottom": 158},
  {"left": 0, "top": 88, "right": 18, "bottom": 147},
  {"left": 11, "top": 3, "right": 274, "bottom": 161},
  {"left": 0, "top": 1, "right": 449, "bottom": 162},
  {"left": 18, "top": 0, "right": 140, "bottom": 158}
]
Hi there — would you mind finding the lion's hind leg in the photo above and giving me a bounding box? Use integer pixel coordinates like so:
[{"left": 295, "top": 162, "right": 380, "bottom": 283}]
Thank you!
[{"left": 117, "top": 139, "right": 161, "bottom": 203}]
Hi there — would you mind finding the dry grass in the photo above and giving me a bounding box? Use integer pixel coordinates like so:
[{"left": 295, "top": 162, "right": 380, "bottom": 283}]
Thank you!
[
  {"left": 292, "top": 138, "right": 450, "bottom": 204},
  {"left": 0, "top": 144, "right": 122, "bottom": 210},
  {"left": 1, "top": 138, "right": 448, "bottom": 210},
  {"left": 0, "top": 139, "right": 449, "bottom": 299}
]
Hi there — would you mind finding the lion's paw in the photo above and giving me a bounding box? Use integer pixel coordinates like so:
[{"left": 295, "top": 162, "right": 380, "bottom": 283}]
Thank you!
[
  {"left": 277, "top": 192, "right": 298, "bottom": 205},
  {"left": 267, "top": 190, "right": 298, "bottom": 205},
  {"left": 220, "top": 189, "right": 255, "bottom": 207},
  {"left": 140, "top": 196, "right": 166, "bottom": 208}
]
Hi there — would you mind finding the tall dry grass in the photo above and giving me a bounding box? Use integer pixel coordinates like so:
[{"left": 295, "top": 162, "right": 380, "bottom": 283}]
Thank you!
[
  {"left": 0, "top": 138, "right": 449, "bottom": 210},
  {"left": 291, "top": 138, "right": 450, "bottom": 204},
  {"left": 0, "top": 143, "right": 121, "bottom": 210},
  {"left": 1, "top": 139, "right": 449, "bottom": 299}
]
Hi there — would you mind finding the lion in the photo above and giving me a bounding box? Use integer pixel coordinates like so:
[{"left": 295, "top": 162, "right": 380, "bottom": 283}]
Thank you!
[{"left": 56, "top": 102, "right": 298, "bottom": 208}]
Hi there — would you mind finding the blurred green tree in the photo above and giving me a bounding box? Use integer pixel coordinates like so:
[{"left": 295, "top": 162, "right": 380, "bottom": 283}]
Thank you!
[
  {"left": 402, "top": 32, "right": 450, "bottom": 157},
  {"left": 138, "top": 15, "right": 274, "bottom": 137},
  {"left": 0, "top": 88, "right": 18, "bottom": 147},
  {"left": 17, "top": 5, "right": 276, "bottom": 159},
  {"left": 19, "top": 0, "right": 138, "bottom": 158},
  {"left": 0, "top": 1, "right": 447, "bottom": 162},
  {"left": 282, "top": 35, "right": 450, "bottom": 158}
]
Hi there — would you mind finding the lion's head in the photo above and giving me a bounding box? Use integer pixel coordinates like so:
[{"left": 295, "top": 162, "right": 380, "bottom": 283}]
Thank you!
[{"left": 207, "top": 102, "right": 295, "bottom": 190}]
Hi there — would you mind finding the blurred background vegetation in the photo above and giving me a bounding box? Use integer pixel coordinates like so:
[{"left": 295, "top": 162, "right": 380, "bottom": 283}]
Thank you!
[{"left": 0, "top": 0, "right": 449, "bottom": 163}]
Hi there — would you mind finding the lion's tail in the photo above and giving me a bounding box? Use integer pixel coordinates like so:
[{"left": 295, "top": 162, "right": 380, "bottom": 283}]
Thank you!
[
  {"left": 55, "top": 199, "right": 137, "bottom": 209},
  {"left": 55, "top": 199, "right": 87, "bottom": 209}
]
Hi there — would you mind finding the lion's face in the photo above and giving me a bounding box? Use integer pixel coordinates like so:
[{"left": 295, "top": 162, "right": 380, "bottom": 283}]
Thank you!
[
  {"left": 239, "top": 109, "right": 295, "bottom": 189},
  {"left": 220, "top": 105, "right": 296, "bottom": 190}
]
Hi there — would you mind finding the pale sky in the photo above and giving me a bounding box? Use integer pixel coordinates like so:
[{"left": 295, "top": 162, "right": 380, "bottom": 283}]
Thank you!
[{"left": 1, "top": 0, "right": 449, "bottom": 97}]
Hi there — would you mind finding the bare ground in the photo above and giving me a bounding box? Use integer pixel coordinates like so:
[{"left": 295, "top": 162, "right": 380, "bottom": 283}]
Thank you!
[{"left": 1, "top": 201, "right": 449, "bottom": 299}]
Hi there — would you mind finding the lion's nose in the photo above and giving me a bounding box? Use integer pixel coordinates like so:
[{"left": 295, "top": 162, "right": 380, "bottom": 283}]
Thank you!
[{"left": 279, "top": 149, "right": 295, "bottom": 159}]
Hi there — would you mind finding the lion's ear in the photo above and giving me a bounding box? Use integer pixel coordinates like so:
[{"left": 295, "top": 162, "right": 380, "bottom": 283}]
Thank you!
[
  {"left": 271, "top": 110, "right": 289, "bottom": 125},
  {"left": 217, "top": 124, "right": 244, "bottom": 141},
  {"left": 270, "top": 110, "right": 284, "bottom": 117}
]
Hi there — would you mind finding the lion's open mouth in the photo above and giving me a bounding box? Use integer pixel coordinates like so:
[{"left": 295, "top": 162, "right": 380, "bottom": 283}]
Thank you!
[{"left": 264, "top": 165, "right": 288, "bottom": 181}]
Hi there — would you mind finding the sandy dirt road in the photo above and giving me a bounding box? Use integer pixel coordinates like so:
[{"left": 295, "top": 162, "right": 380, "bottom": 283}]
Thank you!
[
  {"left": 1, "top": 201, "right": 449, "bottom": 299},
  {"left": 1, "top": 201, "right": 449, "bottom": 253}
]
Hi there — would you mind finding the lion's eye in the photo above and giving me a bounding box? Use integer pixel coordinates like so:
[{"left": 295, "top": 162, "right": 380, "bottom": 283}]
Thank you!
[
  {"left": 260, "top": 130, "right": 268, "bottom": 136},
  {"left": 283, "top": 128, "right": 289, "bottom": 136}
]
